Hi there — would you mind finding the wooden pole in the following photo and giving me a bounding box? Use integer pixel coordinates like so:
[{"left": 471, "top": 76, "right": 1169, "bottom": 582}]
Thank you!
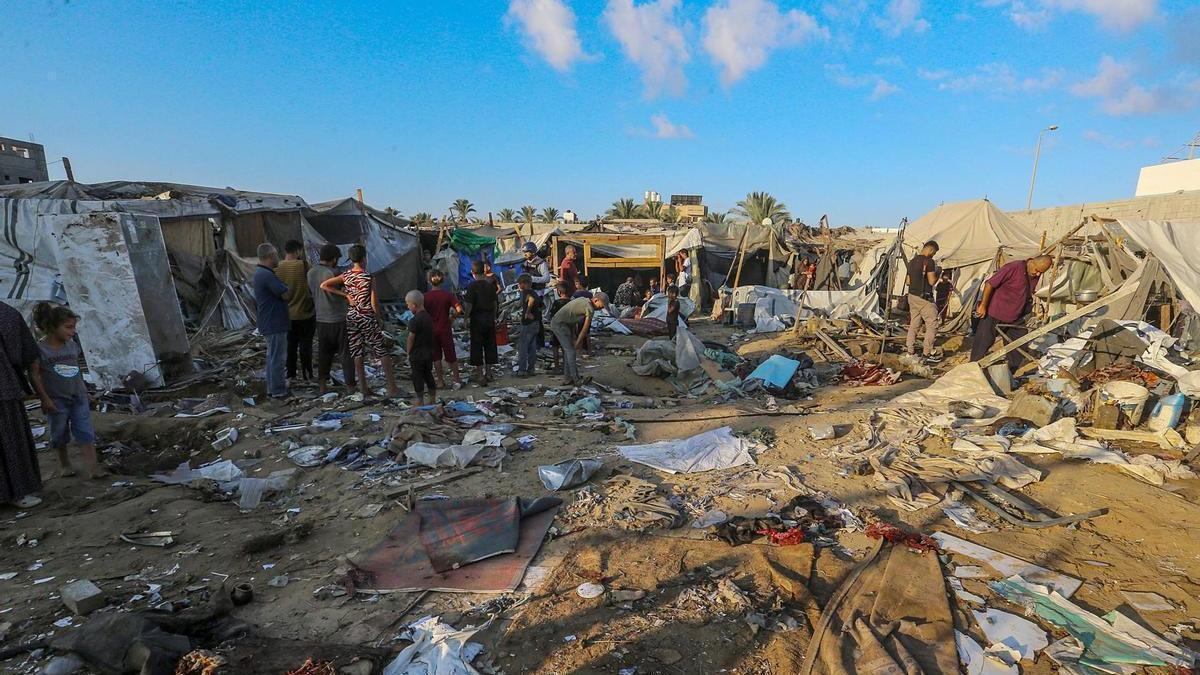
[
  {"left": 61, "top": 156, "right": 75, "bottom": 182},
  {"left": 1041, "top": 243, "right": 1064, "bottom": 325},
  {"left": 724, "top": 228, "right": 749, "bottom": 288},
  {"left": 355, "top": 188, "right": 365, "bottom": 204}
]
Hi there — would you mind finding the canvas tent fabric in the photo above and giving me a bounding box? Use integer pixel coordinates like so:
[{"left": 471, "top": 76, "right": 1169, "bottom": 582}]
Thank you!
[
  {"left": 1116, "top": 219, "right": 1200, "bottom": 314},
  {"left": 900, "top": 199, "right": 1041, "bottom": 266}
]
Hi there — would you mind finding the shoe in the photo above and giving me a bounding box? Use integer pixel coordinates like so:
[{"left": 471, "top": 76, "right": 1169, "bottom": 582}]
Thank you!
[
  {"left": 13, "top": 495, "right": 42, "bottom": 508},
  {"left": 923, "top": 353, "right": 944, "bottom": 364}
]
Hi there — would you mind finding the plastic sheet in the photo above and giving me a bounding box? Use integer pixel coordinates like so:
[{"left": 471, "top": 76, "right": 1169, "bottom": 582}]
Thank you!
[
  {"left": 537, "top": 458, "right": 603, "bottom": 491},
  {"left": 990, "top": 576, "right": 1196, "bottom": 670},
  {"left": 618, "top": 426, "right": 756, "bottom": 474}
]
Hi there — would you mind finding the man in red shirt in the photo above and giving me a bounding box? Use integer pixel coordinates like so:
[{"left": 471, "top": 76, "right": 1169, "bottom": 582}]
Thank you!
[
  {"left": 971, "top": 255, "right": 1053, "bottom": 369},
  {"left": 559, "top": 246, "right": 580, "bottom": 293},
  {"left": 422, "top": 269, "right": 463, "bottom": 389}
]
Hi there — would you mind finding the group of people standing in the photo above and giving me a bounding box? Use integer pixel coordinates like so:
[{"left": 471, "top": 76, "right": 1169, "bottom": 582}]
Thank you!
[
  {"left": 253, "top": 241, "right": 400, "bottom": 401},
  {"left": 252, "top": 239, "right": 614, "bottom": 404},
  {"left": 905, "top": 238, "right": 1054, "bottom": 370}
]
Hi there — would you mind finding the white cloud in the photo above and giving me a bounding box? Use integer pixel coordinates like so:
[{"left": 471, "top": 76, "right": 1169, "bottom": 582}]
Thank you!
[
  {"left": 1069, "top": 54, "right": 1130, "bottom": 97},
  {"left": 917, "top": 67, "right": 950, "bottom": 80},
  {"left": 824, "top": 64, "right": 901, "bottom": 100},
  {"left": 871, "top": 79, "right": 902, "bottom": 100},
  {"left": 873, "top": 0, "right": 930, "bottom": 36},
  {"left": 1069, "top": 54, "right": 1194, "bottom": 116},
  {"left": 936, "top": 62, "right": 1063, "bottom": 92},
  {"left": 603, "top": 0, "right": 690, "bottom": 98},
  {"left": 874, "top": 55, "right": 905, "bottom": 67},
  {"left": 632, "top": 113, "right": 695, "bottom": 139},
  {"left": 986, "top": 0, "right": 1157, "bottom": 32},
  {"left": 702, "top": 0, "right": 829, "bottom": 86},
  {"left": 505, "top": 0, "right": 587, "bottom": 72}
]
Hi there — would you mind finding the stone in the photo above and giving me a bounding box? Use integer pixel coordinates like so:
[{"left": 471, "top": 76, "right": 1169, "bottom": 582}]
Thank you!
[
  {"left": 364, "top": 445, "right": 390, "bottom": 459},
  {"left": 60, "top": 579, "right": 105, "bottom": 615},
  {"left": 1006, "top": 390, "right": 1057, "bottom": 427},
  {"left": 1093, "top": 401, "right": 1123, "bottom": 430}
]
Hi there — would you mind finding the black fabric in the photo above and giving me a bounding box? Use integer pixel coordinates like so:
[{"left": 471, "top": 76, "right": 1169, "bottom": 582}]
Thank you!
[
  {"left": 520, "top": 289, "right": 543, "bottom": 325},
  {"left": 287, "top": 316, "right": 316, "bottom": 378},
  {"left": 464, "top": 278, "right": 498, "bottom": 315},
  {"left": 316, "top": 321, "right": 356, "bottom": 387},
  {"left": 407, "top": 310, "right": 435, "bottom": 362},
  {"left": 0, "top": 399, "right": 40, "bottom": 503},
  {"left": 970, "top": 316, "right": 1028, "bottom": 371},
  {"left": 410, "top": 358, "right": 436, "bottom": 395},
  {"left": 907, "top": 255, "right": 935, "bottom": 299},
  {"left": 469, "top": 313, "right": 498, "bottom": 366}
]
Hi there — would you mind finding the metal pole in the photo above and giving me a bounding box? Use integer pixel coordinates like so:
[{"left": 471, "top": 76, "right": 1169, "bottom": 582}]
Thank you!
[{"left": 1026, "top": 130, "right": 1045, "bottom": 211}]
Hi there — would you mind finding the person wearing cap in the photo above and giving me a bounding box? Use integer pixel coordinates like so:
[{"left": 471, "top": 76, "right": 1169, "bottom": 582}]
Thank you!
[
  {"left": 549, "top": 292, "right": 608, "bottom": 386},
  {"left": 521, "top": 242, "right": 551, "bottom": 291}
]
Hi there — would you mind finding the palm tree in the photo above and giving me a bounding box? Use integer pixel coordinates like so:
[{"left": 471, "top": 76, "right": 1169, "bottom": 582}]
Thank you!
[
  {"left": 497, "top": 208, "right": 517, "bottom": 223},
  {"left": 451, "top": 198, "right": 475, "bottom": 222},
  {"left": 518, "top": 205, "right": 537, "bottom": 224},
  {"left": 735, "top": 192, "right": 790, "bottom": 228},
  {"left": 412, "top": 212, "right": 434, "bottom": 227},
  {"left": 606, "top": 198, "right": 643, "bottom": 220},
  {"left": 663, "top": 205, "right": 682, "bottom": 224},
  {"left": 539, "top": 207, "right": 560, "bottom": 223},
  {"left": 704, "top": 210, "right": 730, "bottom": 224},
  {"left": 642, "top": 199, "right": 664, "bottom": 220},
  {"left": 383, "top": 206, "right": 400, "bottom": 217}
]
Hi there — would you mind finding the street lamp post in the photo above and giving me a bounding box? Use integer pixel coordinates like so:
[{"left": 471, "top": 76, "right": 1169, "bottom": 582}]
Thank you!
[{"left": 1026, "top": 125, "right": 1059, "bottom": 210}]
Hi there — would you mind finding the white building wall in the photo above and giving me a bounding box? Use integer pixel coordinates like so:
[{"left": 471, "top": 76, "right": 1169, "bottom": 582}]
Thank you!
[{"left": 1136, "top": 159, "right": 1200, "bottom": 197}]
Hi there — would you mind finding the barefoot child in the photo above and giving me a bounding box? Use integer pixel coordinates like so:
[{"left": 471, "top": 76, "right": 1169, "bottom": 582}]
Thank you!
[{"left": 29, "top": 303, "right": 105, "bottom": 479}]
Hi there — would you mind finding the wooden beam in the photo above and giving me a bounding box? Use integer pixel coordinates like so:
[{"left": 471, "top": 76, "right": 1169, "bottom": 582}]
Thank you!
[{"left": 976, "top": 281, "right": 1138, "bottom": 368}]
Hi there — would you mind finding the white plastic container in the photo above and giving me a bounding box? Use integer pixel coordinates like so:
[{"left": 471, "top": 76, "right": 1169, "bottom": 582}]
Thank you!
[
  {"left": 1147, "top": 393, "right": 1186, "bottom": 433},
  {"left": 1099, "top": 381, "right": 1151, "bottom": 425}
]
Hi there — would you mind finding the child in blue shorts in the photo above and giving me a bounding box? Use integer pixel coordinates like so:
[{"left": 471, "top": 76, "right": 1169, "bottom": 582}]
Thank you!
[{"left": 30, "top": 303, "right": 104, "bottom": 479}]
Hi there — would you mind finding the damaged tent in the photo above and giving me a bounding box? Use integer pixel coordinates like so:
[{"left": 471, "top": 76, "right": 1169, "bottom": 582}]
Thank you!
[{"left": 0, "top": 180, "right": 418, "bottom": 389}]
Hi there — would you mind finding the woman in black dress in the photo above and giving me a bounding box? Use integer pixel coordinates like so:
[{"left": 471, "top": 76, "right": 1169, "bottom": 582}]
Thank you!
[{"left": 0, "top": 301, "right": 43, "bottom": 508}]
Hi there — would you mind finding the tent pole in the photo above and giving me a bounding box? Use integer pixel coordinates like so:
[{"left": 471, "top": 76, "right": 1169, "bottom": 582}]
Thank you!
[{"left": 724, "top": 228, "right": 749, "bottom": 288}]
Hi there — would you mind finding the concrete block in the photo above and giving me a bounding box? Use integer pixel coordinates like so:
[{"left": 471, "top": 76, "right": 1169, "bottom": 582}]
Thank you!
[
  {"left": 61, "top": 579, "right": 105, "bottom": 615},
  {"left": 1007, "top": 390, "right": 1057, "bottom": 427}
]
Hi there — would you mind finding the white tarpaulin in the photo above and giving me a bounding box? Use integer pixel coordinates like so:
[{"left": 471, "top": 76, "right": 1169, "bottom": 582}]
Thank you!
[
  {"left": 1117, "top": 218, "right": 1200, "bottom": 313},
  {"left": 729, "top": 285, "right": 882, "bottom": 333},
  {"left": 618, "top": 426, "right": 756, "bottom": 474}
]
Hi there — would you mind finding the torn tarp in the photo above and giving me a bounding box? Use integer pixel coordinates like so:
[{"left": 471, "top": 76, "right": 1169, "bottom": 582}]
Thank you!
[
  {"left": 618, "top": 426, "right": 757, "bottom": 474},
  {"left": 991, "top": 576, "right": 1196, "bottom": 670},
  {"left": 418, "top": 497, "right": 560, "bottom": 572},
  {"left": 352, "top": 497, "right": 561, "bottom": 592},
  {"left": 382, "top": 615, "right": 489, "bottom": 675},
  {"left": 404, "top": 442, "right": 507, "bottom": 469}
]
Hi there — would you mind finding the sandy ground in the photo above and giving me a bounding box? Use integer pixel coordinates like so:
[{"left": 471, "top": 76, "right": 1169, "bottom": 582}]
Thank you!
[{"left": 1, "top": 319, "right": 1198, "bottom": 674}]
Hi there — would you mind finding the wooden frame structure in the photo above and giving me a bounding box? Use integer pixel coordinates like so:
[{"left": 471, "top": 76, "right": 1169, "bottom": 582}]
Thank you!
[{"left": 551, "top": 233, "right": 667, "bottom": 288}]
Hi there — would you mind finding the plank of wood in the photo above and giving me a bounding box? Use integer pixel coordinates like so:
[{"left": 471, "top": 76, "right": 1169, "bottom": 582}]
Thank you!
[
  {"left": 814, "top": 329, "right": 853, "bottom": 362},
  {"left": 383, "top": 467, "right": 484, "bottom": 498},
  {"left": 976, "top": 281, "right": 1138, "bottom": 368}
]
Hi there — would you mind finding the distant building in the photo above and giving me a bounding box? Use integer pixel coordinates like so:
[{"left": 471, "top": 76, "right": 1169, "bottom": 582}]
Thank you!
[
  {"left": 669, "top": 194, "right": 708, "bottom": 222},
  {"left": 1136, "top": 158, "right": 1200, "bottom": 197},
  {"left": 0, "top": 138, "right": 49, "bottom": 185}
]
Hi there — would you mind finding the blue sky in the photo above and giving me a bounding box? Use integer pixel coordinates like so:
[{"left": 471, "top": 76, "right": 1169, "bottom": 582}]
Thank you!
[{"left": 6, "top": 0, "right": 1198, "bottom": 226}]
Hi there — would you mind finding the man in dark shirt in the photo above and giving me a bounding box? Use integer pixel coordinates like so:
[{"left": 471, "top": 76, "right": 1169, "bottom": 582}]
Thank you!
[
  {"left": 405, "top": 290, "right": 436, "bottom": 406},
  {"left": 463, "top": 260, "right": 499, "bottom": 385},
  {"left": 252, "top": 243, "right": 293, "bottom": 398},
  {"left": 515, "top": 274, "right": 544, "bottom": 377},
  {"left": 905, "top": 240, "right": 940, "bottom": 361},
  {"left": 971, "top": 255, "right": 1054, "bottom": 370}
]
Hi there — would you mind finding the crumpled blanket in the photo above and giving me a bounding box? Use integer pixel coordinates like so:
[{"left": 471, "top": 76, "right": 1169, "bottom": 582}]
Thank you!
[{"left": 800, "top": 541, "right": 958, "bottom": 675}]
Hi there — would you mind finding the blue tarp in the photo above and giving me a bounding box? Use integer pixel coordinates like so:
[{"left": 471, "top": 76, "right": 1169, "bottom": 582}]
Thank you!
[
  {"left": 746, "top": 355, "right": 801, "bottom": 390},
  {"left": 456, "top": 248, "right": 494, "bottom": 290}
]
